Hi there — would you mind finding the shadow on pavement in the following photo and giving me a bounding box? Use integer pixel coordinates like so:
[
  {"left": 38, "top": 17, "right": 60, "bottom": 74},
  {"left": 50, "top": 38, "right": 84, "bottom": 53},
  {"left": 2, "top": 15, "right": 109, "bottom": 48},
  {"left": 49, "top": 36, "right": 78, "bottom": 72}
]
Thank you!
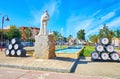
[{"left": 52, "top": 57, "right": 76, "bottom": 62}]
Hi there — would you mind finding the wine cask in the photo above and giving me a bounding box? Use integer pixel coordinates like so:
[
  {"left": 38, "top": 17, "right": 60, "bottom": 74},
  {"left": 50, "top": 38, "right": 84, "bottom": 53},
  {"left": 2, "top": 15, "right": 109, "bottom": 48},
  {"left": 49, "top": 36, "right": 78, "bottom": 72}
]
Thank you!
[
  {"left": 8, "top": 44, "right": 13, "bottom": 50},
  {"left": 100, "top": 52, "right": 109, "bottom": 60},
  {"left": 95, "top": 44, "right": 104, "bottom": 52},
  {"left": 105, "top": 45, "right": 114, "bottom": 53},
  {"left": 5, "top": 49, "right": 11, "bottom": 56},
  {"left": 11, "top": 49, "right": 16, "bottom": 56},
  {"left": 109, "top": 52, "right": 119, "bottom": 61},
  {"left": 14, "top": 44, "right": 23, "bottom": 50},
  {"left": 11, "top": 38, "right": 20, "bottom": 45},
  {"left": 16, "top": 49, "right": 26, "bottom": 56},
  {"left": 91, "top": 51, "right": 99, "bottom": 60},
  {"left": 100, "top": 38, "right": 109, "bottom": 45}
]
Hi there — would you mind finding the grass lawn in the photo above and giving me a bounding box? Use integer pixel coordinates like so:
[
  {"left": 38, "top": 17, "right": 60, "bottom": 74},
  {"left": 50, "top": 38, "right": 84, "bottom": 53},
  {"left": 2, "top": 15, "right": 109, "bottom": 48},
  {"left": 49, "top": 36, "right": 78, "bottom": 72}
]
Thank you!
[
  {"left": 80, "top": 45, "right": 95, "bottom": 57},
  {"left": 115, "top": 47, "right": 120, "bottom": 50}
]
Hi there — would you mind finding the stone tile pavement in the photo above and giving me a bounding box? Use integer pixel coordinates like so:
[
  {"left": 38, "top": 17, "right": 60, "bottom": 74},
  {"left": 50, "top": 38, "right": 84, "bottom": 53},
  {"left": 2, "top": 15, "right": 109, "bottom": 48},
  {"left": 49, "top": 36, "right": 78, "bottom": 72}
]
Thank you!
[
  {"left": 0, "top": 49, "right": 120, "bottom": 79},
  {"left": 0, "top": 50, "right": 76, "bottom": 73},
  {"left": 0, "top": 67, "right": 112, "bottom": 79},
  {"left": 75, "top": 57, "right": 120, "bottom": 79}
]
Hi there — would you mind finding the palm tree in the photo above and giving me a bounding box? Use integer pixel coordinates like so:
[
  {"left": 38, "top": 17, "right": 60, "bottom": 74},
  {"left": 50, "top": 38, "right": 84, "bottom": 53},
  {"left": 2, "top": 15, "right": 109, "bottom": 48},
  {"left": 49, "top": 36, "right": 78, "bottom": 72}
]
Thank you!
[
  {"left": 53, "top": 31, "right": 61, "bottom": 41},
  {"left": 98, "top": 24, "right": 114, "bottom": 43},
  {"left": 89, "top": 34, "right": 98, "bottom": 44},
  {"left": 77, "top": 29, "right": 85, "bottom": 41}
]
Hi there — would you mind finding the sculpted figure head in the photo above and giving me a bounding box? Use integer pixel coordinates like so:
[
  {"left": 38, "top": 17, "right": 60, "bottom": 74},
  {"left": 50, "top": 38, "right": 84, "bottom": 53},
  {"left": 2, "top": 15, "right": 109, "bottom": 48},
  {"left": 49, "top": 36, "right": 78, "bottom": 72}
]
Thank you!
[
  {"left": 38, "top": 10, "right": 49, "bottom": 36},
  {"left": 42, "top": 10, "right": 49, "bottom": 22}
]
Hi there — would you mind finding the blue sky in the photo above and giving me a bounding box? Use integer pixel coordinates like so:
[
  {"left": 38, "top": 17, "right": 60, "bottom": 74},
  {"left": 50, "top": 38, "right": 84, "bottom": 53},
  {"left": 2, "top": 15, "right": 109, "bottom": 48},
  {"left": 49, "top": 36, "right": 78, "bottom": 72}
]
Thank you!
[{"left": 0, "top": 0, "right": 120, "bottom": 39}]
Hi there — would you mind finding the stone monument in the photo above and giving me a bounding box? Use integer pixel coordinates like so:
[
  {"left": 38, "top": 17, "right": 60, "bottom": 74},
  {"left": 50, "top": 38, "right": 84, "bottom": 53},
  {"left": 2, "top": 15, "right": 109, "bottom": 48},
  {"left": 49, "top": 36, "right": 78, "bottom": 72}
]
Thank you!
[{"left": 34, "top": 10, "right": 56, "bottom": 59}]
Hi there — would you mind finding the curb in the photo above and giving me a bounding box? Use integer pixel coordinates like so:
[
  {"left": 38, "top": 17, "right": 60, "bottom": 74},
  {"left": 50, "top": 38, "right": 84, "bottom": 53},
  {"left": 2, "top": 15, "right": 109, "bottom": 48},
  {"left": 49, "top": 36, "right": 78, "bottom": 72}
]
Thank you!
[{"left": 0, "top": 63, "right": 71, "bottom": 73}]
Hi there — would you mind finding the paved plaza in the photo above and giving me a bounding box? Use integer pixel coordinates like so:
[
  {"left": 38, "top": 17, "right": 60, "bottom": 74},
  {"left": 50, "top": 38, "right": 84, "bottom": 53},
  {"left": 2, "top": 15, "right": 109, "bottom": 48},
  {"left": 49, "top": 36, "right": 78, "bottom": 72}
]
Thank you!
[
  {"left": 0, "top": 49, "right": 75, "bottom": 73},
  {"left": 0, "top": 67, "right": 112, "bottom": 79},
  {"left": 75, "top": 57, "right": 120, "bottom": 79},
  {"left": 0, "top": 49, "right": 120, "bottom": 79}
]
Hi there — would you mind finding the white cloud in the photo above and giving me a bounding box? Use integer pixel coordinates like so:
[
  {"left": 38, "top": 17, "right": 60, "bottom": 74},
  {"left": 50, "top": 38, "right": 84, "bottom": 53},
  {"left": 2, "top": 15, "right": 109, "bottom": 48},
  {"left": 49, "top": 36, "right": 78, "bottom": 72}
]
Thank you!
[
  {"left": 107, "top": 16, "right": 120, "bottom": 28},
  {"left": 66, "top": 4, "right": 120, "bottom": 38},
  {"left": 86, "top": 16, "right": 120, "bottom": 38},
  {"left": 100, "top": 12, "right": 115, "bottom": 22},
  {"left": 66, "top": 9, "right": 116, "bottom": 37},
  {"left": 75, "top": 19, "right": 94, "bottom": 31}
]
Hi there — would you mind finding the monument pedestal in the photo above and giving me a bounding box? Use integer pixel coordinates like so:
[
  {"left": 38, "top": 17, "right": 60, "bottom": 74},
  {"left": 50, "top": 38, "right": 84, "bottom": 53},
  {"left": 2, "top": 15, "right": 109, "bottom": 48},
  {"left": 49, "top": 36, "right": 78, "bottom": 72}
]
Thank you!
[{"left": 34, "top": 35, "right": 56, "bottom": 59}]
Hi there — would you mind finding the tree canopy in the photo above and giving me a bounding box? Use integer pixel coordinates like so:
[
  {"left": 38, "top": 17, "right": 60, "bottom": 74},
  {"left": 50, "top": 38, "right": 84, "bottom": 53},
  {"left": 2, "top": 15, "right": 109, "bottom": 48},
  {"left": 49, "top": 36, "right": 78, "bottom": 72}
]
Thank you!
[
  {"left": 89, "top": 35, "right": 98, "bottom": 44},
  {"left": 8, "top": 25, "right": 21, "bottom": 40},
  {"left": 53, "top": 31, "right": 62, "bottom": 41},
  {"left": 89, "top": 24, "right": 114, "bottom": 43},
  {"left": 77, "top": 29, "right": 85, "bottom": 41},
  {"left": 98, "top": 24, "right": 114, "bottom": 43},
  {"left": 114, "top": 29, "right": 120, "bottom": 38}
]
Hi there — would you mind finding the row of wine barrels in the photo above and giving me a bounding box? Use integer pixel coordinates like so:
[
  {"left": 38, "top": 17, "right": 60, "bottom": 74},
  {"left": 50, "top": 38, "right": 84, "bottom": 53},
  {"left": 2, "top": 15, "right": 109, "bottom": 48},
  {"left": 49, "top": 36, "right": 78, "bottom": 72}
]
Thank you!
[
  {"left": 91, "top": 37, "right": 119, "bottom": 61},
  {"left": 95, "top": 44, "right": 114, "bottom": 53},
  {"left": 91, "top": 51, "right": 119, "bottom": 61},
  {"left": 11, "top": 38, "right": 20, "bottom": 45},
  {"left": 5, "top": 49, "right": 26, "bottom": 57},
  {"left": 100, "top": 52, "right": 119, "bottom": 61},
  {"left": 8, "top": 44, "right": 23, "bottom": 50},
  {"left": 100, "top": 38, "right": 109, "bottom": 45},
  {"left": 5, "top": 38, "right": 26, "bottom": 57}
]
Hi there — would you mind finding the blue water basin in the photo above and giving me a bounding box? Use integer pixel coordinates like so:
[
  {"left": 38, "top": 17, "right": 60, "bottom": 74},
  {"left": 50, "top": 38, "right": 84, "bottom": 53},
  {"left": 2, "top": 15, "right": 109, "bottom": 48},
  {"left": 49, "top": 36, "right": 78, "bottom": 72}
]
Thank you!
[
  {"left": 55, "top": 45, "right": 82, "bottom": 53},
  {"left": 68, "top": 45, "right": 82, "bottom": 49},
  {"left": 55, "top": 49, "right": 80, "bottom": 53}
]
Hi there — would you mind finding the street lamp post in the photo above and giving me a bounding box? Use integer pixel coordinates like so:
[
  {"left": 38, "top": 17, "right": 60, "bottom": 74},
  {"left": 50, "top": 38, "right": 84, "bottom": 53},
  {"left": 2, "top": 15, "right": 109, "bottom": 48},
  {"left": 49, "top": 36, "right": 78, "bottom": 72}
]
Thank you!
[{"left": 0, "top": 15, "right": 10, "bottom": 51}]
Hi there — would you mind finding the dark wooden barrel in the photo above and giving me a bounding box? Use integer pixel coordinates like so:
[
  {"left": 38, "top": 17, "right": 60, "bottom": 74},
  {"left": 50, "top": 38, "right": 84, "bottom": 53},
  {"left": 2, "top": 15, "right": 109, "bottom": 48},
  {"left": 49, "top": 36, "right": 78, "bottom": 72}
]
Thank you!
[
  {"left": 91, "top": 51, "right": 99, "bottom": 60},
  {"left": 5, "top": 49, "right": 11, "bottom": 56},
  {"left": 105, "top": 45, "right": 114, "bottom": 53},
  {"left": 11, "top": 49, "right": 16, "bottom": 56},
  {"left": 95, "top": 44, "right": 104, "bottom": 52},
  {"left": 100, "top": 38, "right": 109, "bottom": 45},
  {"left": 100, "top": 52, "right": 109, "bottom": 60},
  {"left": 14, "top": 44, "right": 23, "bottom": 50},
  {"left": 11, "top": 38, "right": 20, "bottom": 45},
  {"left": 8, "top": 44, "right": 13, "bottom": 50},
  {"left": 16, "top": 49, "right": 26, "bottom": 56},
  {"left": 109, "top": 52, "right": 119, "bottom": 61}
]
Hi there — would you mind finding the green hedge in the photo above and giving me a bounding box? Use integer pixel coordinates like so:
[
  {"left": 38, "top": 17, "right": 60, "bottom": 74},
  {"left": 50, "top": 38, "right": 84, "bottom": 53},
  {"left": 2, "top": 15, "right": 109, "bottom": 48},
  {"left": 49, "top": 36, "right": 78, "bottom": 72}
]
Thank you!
[{"left": 80, "top": 46, "right": 95, "bottom": 57}]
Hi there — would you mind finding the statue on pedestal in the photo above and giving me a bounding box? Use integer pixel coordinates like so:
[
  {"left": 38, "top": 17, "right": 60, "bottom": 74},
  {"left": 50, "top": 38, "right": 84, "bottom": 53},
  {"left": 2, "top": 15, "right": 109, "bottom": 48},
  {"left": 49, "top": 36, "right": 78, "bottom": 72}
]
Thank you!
[
  {"left": 34, "top": 10, "right": 55, "bottom": 59},
  {"left": 38, "top": 10, "right": 49, "bottom": 36}
]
